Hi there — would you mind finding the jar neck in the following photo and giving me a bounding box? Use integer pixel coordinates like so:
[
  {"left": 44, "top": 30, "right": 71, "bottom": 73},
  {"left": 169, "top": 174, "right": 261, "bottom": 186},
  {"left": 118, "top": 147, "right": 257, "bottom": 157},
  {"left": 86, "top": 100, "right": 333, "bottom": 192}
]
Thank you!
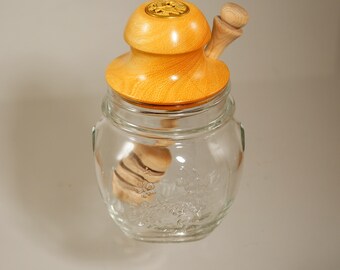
[{"left": 102, "top": 83, "right": 235, "bottom": 139}]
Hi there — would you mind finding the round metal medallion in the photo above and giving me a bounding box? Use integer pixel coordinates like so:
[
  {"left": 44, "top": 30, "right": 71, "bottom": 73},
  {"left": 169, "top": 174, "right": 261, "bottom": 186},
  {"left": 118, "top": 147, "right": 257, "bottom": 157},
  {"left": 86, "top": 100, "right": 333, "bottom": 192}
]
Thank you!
[{"left": 145, "top": 1, "right": 190, "bottom": 18}]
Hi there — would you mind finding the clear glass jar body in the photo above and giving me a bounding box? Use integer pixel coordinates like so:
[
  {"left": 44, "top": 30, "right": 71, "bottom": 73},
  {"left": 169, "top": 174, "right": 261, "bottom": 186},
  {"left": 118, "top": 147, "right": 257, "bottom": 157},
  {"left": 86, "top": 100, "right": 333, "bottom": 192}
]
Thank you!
[{"left": 93, "top": 84, "right": 245, "bottom": 242}]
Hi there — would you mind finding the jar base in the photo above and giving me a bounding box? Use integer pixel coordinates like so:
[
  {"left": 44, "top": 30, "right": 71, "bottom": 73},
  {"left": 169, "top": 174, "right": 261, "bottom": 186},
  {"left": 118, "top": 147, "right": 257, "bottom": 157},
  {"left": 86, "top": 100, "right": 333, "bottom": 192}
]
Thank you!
[
  {"left": 114, "top": 219, "right": 224, "bottom": 243},
  {"left": 108, "top": 201, "right": 232, "bottom": 243}
]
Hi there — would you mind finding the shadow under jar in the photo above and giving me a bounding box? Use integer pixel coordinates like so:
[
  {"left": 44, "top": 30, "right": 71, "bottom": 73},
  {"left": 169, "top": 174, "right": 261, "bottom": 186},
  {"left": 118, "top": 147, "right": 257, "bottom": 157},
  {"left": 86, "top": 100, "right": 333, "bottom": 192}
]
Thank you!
[{"left": 93, "top": 83, "right": 245, "bottom": 243}]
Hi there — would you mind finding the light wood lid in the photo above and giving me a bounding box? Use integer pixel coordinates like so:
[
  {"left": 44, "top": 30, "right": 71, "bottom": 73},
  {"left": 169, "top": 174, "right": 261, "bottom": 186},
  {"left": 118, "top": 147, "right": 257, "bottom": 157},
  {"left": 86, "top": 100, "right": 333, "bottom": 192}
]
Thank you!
[{"left": 106, "top": 1, "right": 230, "bottom": 106}]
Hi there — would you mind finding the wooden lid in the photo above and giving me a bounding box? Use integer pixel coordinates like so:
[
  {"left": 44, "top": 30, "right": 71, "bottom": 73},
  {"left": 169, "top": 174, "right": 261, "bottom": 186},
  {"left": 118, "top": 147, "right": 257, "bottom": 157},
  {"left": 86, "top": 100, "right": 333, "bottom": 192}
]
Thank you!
[{"left": 106, "top": 1, "right": 230, "bottom": 106}]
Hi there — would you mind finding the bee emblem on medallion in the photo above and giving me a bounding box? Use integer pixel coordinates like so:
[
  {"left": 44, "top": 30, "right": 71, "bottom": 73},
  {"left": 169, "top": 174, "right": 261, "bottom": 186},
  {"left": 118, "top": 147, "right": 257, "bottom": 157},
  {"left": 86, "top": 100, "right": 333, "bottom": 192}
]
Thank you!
[{"left": 145, "top": 1, "right": 190, "bottom": 18}]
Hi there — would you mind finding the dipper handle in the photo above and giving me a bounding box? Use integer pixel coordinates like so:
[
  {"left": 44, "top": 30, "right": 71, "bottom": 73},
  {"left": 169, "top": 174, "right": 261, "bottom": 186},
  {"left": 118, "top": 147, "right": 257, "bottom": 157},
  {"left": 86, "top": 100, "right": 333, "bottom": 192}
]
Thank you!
[{"left": 205, "top": 2, "right": 249, "bottom": 59}]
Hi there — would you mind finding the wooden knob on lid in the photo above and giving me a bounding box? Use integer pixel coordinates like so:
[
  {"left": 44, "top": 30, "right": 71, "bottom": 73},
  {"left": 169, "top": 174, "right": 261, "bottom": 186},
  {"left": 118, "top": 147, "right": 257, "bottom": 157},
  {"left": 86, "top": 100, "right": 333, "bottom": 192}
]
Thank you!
[{"left": 124, "top": 1, "right": 211, "bottom": 54}]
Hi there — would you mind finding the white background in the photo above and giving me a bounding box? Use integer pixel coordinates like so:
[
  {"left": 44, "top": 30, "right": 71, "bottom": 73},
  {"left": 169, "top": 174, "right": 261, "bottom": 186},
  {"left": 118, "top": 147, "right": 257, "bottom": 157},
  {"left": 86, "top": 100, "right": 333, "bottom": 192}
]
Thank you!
[{"left": 0, "top": 0, "right": 339, "bottom": 269}]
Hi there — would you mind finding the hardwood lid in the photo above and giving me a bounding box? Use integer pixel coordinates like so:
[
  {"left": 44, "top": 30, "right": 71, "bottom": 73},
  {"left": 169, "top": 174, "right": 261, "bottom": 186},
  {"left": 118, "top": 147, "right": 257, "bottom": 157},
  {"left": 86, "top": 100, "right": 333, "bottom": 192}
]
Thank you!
[{"left": 106, "top": 1, "right": 230, "bottom": 106}]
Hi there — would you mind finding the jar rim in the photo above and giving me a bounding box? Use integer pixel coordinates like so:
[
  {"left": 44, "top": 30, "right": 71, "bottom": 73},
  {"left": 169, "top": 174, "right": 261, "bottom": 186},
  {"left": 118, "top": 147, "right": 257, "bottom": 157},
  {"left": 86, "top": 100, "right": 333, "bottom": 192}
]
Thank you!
[{"left": 102, "top": 82, "right": 235, "bottom": 139}]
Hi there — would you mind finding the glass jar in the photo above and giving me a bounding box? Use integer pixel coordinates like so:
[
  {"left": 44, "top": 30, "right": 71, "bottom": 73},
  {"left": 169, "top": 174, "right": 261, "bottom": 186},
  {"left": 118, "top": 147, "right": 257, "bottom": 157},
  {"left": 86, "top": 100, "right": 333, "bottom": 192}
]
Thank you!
[{"left": 92, "top": 82, "right": 245, "bottom": 243}]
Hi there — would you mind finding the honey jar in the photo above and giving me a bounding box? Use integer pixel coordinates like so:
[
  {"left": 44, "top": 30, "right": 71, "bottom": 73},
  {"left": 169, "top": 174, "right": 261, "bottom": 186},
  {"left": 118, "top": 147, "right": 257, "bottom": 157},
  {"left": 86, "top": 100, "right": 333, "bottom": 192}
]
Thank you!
[{"left": 93, "top": 0, "right": 248, "bottom": 242}]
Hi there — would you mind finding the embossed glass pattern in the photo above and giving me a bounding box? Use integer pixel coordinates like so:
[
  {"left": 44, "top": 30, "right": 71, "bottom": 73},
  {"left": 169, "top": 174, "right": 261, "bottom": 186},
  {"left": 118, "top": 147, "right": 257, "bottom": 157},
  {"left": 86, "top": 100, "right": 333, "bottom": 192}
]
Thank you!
[{"left": 93, "top": 83, "right": 244, "bottom": 242}]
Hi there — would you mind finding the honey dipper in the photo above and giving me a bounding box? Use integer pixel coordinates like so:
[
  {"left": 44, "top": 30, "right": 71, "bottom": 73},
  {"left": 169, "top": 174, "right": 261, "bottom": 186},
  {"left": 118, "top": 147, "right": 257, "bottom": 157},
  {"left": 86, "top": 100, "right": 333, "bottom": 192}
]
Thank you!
[
  {"left": 111, "top": 2, "right": 248, "bottom": 205},
  {"left": 113, "top": 144, "right": 172, "bottom": 205}
]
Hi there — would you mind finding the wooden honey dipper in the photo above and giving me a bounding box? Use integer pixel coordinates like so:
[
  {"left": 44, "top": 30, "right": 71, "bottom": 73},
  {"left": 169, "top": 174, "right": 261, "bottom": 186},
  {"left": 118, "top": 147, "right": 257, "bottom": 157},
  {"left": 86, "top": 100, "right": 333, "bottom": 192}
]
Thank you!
[
  {"left": 112, "top": 120, "right": 174, "bottom": 205},
  {"left": 111, "top": 1, "right": 248, "bottom": 205},
  {"left": 112, "top": 144, "right": 172, "bottom": 205}
]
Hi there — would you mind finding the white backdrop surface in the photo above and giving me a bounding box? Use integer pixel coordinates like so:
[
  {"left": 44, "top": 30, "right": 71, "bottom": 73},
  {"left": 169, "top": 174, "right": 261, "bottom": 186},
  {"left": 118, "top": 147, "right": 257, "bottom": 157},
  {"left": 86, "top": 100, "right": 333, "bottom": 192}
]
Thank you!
[{"left": 0, "top": 0, "right": 339, "bottom": 269}]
